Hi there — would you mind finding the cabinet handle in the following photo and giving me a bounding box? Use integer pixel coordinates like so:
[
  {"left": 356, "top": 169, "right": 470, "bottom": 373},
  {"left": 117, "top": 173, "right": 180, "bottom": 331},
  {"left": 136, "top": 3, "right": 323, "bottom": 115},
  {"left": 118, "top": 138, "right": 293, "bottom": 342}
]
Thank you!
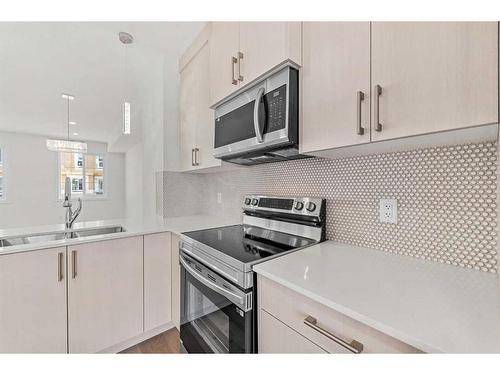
[
  {"left": 374, "top": 84, "right": 383, "bottom": 132},
  {"left": 71, "top": 250, "right": 77, "bottom": 279},
  {"left": 231, "top": 56, "right": 238, "bottom": 85},
  {"left": 237, "top": 52, "right": 244, "bottom": 82},
  {"left": 304, "top": 315, "right": 363, "bottom": 354},
  {"left": 356, "top": 91, "right": 365, "bottom": 135},
  {"left": 194, "top": 148, "right": 199, "bottom": 166},
  {"left": 57, "top": 252, "right": 64, "bottom": 281},
  {"left": 191, "top": 148, "right": 195, "bottom": 167}
]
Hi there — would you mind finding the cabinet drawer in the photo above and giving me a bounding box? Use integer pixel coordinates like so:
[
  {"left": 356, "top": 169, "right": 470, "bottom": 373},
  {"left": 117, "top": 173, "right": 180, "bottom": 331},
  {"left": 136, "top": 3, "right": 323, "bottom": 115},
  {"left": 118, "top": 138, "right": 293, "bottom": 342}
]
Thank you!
[
  {"left": 259, "top": 309, "right": 326, "bottom": 353},
  {"left": 258, "top": 275, "right": 421, "bottom": 353}
]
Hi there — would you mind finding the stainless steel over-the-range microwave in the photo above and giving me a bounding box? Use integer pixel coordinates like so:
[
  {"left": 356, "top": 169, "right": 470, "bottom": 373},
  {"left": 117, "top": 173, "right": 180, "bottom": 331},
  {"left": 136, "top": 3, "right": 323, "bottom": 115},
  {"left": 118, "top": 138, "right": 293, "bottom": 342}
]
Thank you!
[{"left": 213, "top": 66, "right": 311, "bottom": 165}]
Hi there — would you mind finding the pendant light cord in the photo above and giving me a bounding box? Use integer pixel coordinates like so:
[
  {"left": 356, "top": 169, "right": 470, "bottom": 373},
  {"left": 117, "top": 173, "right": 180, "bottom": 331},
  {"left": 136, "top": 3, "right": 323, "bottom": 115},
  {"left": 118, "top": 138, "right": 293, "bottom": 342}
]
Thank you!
[{"left": 67, "top": 97, "right": 70, "bottom": 142}]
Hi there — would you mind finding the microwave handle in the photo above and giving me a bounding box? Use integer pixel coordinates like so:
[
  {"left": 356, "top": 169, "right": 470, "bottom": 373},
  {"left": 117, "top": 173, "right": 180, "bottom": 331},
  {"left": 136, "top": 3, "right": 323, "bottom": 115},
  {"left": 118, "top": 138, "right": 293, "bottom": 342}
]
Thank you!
[{"left": 253, "top": 87, "right": 265, "bottom": 143}]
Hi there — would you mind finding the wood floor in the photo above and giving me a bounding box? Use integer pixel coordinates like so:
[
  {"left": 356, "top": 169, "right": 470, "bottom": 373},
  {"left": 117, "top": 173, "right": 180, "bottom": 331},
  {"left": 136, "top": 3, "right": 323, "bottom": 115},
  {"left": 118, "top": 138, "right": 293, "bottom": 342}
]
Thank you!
[{"left": 120, "top": 328, "right": 181, "bottom": 354}]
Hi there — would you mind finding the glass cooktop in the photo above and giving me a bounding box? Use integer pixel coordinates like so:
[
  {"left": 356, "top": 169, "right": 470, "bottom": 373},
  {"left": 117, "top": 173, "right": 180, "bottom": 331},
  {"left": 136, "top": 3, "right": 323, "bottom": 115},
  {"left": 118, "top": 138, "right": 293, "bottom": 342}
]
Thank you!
[{"left": 182, "top": 224, "right": 316, "bottom": 264}]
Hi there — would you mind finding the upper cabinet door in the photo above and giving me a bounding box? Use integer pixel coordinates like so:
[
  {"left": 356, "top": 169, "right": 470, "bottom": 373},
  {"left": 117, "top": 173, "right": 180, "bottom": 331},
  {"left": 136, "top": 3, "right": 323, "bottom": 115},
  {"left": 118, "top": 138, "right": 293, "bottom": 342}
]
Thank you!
[
  {"left": 194, "top": 41, "right": 221, "bottom": 170},
  {"left": 179, "top": 51, "right": 198, "bottom": 171},
  {"left": 301, "top": 22, "right": 371, "bottom": 153},
  {"left": 209, "top": 22, "right": 240, "bottom": 106},
  {"left": 371, "top": 22, "right": 498, "bottom": 141},
  {"left": 239, "top": 22, "right": 302, "bottom": 86}
]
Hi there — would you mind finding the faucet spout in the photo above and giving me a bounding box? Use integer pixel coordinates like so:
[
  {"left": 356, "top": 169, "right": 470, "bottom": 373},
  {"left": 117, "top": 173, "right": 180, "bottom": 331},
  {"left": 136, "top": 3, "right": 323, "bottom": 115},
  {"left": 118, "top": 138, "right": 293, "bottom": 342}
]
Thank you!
[{"left": 64, "top": 197, "right": 82, "bottom": 232}]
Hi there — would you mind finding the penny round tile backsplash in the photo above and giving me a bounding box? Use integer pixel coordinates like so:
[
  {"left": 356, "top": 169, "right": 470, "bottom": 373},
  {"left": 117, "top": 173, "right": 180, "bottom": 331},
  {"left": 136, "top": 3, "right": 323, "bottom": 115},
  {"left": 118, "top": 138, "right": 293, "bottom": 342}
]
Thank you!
[{"left": 161, "top": 142, "right": 498, "bottom": 273}]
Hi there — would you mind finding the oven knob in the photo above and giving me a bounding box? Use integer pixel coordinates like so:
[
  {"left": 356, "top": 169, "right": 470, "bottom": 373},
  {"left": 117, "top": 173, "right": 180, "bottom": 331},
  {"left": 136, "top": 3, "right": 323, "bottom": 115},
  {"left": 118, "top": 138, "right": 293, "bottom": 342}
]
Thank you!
[
  {"left": 251, "top": 198, "right": 259, "bottom": 206},
  {"left": 294, "top": 201, "right": 304, "bottom": 211},
  {"left": 306, "top": 202, "right": 317, "bottom": 212},
  {"left": 244, "top": 198, "right": 251, "bottom": 205}
]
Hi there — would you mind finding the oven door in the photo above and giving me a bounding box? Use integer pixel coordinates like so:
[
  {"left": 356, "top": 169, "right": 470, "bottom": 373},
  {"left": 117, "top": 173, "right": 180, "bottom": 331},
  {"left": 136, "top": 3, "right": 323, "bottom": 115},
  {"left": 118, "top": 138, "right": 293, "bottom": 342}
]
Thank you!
[
  {"left": 213, "top": 66, "right": 298, "bottom": 160},
  {"left": 179, "top": 252, "right": 254, "bottom": 353}
]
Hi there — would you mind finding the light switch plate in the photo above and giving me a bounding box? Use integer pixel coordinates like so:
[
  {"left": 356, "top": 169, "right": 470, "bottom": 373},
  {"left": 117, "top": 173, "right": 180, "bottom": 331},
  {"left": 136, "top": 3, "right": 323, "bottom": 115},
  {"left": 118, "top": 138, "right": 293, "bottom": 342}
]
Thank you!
[{"left": 379, "top": 198, "right": 397, "bottom": 224}]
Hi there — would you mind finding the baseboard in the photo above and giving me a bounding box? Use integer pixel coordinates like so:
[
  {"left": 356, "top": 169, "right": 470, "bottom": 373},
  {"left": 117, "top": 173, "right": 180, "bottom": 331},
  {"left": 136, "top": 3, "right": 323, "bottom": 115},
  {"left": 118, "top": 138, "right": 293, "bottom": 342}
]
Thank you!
[{"left": 98, "top": 321, "right": 175, "bottom": 354}]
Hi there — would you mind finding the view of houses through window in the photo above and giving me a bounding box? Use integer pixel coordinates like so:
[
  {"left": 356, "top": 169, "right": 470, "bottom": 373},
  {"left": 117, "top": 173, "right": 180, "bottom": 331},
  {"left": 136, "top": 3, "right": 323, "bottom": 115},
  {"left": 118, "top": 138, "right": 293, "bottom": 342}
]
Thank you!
[
  {"left": 59, "top": 153, "right": 104, "bottom": 198},
  {"left": 0, "top": 148, "right": 4, "bottom": 199}
]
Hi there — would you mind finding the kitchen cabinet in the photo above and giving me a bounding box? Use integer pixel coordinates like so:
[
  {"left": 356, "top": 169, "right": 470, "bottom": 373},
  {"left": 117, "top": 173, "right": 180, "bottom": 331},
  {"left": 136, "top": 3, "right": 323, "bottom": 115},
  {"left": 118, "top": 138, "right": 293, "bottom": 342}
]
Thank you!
[
  {"left": 144, "top": 232, "right": 172, "bottom": 331},
  {"left": 301, "top": 22, "right": 371, "bottom": 152},
  {"left": 67, "top": 237, "right": 143, "bottom": 353},
  {"left": 238, "top": 22, "right": 302, "bottom": 88},
  {"left": 180, "top": 30, "right": 221, "bottom": 171},
  {"left": 259, "top": 309, "right": 326, "bottom": 353},
  {"left": 209, "top": 22, "right": 302, "bottom": 106},
  {"left": 371, "top": 22, "right": 498, "bottom": 141},
  {"left": 302, "top": 22, "right": 498, "bottom": 156},
  {"left": 171, "top": 234, "right": 181, "bottom": 330},
  {"left": 209, "top": 22, "right": 240, "bottom": 106},
  {"left": 0, "top": 247, "right": 67, "bottom": 353},
  {"left": 258, "top": 275, "right": 421, "bottom": 353}
]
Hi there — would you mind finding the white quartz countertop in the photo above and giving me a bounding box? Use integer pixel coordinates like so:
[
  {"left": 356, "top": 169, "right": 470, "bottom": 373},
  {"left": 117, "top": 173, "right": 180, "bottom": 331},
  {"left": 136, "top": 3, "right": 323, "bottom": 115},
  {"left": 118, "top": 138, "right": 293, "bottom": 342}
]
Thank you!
[
  {"left": 0, "top": 215, "right": 238, "bottom": 255},
  {"left": 253, "top": 241, "right": 500, "bottom": 353}
]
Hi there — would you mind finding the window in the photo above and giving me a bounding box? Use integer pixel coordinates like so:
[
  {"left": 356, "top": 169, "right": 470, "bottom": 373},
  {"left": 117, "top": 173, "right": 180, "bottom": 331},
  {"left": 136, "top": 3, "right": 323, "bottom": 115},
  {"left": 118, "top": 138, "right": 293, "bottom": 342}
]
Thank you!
[
  {"left": 59, "top": 153, "right": 105, "bottom": 198},
  {"left": 0, "top": 148, "right": 4, "bottom": 200}
]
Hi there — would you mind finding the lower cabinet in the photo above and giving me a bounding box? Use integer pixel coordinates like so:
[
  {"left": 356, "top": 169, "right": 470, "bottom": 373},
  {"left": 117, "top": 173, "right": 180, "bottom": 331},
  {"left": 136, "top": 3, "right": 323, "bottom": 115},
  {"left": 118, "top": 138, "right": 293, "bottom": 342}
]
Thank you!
[
  {"left": 68, "top": 237, "right": 144, "bottom": 353},
  {"left": 170, "top": 234, "right": 181, "bottom": 330},
  {"left": 0, "top": 247, "right": 68, "bottom": 353},
  {"left": 259, "top": 309, "right": 326, "bottom": 353},
  {"left": 144, "top": 232, "right": 172, "bottom": 331},
  {"left": 258, "top": 275, "right": 421, "bottom": 354}
]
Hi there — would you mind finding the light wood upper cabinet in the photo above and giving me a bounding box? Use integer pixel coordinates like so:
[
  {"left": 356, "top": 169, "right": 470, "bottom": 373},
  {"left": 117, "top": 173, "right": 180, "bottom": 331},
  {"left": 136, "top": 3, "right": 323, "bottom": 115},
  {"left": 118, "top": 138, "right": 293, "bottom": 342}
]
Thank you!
[
  {"left": 67, "top": 237, "right": 143, "bottom": 353},
  {"left": 180, "top": 30, "right": 221, "bottom": 171},
  {"left": 371, "top": 22, "right": 498, "bottom": 141},
  {"left": 239, "top": 22, "right": 302, "bottom": 86},
  {"left": 301, "top": 22, "right": 371, "bottom": 153},
  {"left": 209, "top": 22, "right": 302, "bottom": 107},
  {"left": 0, "top": 248, "right": 67, "bottom": 353},
  {"left": 144, "top": 232, "right": 172, "bottom": 331},
  {"left": 209, "top": 22, "right": 240, "bottom": 106}
]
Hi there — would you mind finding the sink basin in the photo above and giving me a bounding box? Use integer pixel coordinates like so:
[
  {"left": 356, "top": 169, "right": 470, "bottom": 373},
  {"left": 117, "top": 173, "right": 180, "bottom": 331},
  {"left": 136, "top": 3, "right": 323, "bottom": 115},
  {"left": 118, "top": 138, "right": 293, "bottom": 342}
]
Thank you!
[
  {"left": 71, "top": 226, "right": 126, "bottom": 238},
  {"left": 0, "top": 226, "right": 126, "bottom": 247}
]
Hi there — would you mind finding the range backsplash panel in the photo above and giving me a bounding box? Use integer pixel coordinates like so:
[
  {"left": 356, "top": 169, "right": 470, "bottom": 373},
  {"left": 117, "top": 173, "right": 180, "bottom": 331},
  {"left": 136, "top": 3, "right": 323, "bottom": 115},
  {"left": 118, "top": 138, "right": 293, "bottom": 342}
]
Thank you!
[{"left": 161, "top": 142, "right": 498, "bottom": 273}]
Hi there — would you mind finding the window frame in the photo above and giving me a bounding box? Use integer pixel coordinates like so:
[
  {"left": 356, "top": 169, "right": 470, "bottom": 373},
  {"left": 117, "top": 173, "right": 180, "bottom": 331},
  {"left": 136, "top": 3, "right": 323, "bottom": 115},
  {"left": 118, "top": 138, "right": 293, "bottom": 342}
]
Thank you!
[
  {"left": 0, "top": 146, "right": 7, "bottom": 203},
  {"left": 57, "top": 152, "right": 107, "bottom": 201}
]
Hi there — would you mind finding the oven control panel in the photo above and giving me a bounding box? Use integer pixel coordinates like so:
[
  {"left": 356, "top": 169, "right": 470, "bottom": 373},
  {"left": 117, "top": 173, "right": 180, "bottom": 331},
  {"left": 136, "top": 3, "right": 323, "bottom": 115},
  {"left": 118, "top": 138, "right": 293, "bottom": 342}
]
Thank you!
[
  {"left": 264, "top": 85, "right": 287, "bottom": 132},
  {"left": 242, "top": 195, "right": 324, "bottom": 217}
]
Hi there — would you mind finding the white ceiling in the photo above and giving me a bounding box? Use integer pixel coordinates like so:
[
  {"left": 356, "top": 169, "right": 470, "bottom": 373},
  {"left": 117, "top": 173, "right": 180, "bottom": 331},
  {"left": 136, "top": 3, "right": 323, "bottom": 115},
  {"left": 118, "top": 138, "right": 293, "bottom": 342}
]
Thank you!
[{"left": 0, "top": 22, "right": 205, "bottom": 144}]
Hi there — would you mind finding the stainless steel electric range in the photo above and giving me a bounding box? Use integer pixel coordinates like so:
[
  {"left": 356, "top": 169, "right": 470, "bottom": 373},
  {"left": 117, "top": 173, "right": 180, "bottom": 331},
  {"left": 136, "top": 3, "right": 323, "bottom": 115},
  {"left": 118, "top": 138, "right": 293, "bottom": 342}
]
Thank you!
[{"left": 179, "top": 195, "right": 326, "bottom": 353}]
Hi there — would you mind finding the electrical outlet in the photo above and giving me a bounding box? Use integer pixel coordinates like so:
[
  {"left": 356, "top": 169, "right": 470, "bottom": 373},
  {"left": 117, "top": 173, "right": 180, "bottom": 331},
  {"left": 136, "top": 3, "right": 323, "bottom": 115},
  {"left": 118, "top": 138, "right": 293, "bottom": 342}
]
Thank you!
[
  {"left": 379, "top": 199, "right": 397, "bottom": 224},
  {"left": 217, "top": 192, "right": 222, "bottom": 204}
]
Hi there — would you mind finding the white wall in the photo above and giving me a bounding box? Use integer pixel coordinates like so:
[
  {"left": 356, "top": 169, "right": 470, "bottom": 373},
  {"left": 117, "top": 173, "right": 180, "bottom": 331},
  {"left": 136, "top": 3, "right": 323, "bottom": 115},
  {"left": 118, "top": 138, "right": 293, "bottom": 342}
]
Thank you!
[{"left": 0, "top": 131, "right": 125, "bottom": 229}]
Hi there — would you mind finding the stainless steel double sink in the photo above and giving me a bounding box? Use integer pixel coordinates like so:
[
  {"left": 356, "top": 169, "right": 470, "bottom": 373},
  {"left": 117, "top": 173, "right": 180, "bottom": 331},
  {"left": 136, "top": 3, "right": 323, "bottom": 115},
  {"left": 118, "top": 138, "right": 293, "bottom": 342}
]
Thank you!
[{"left": 0, "top": 226, "right": 126, "bottom": 247}]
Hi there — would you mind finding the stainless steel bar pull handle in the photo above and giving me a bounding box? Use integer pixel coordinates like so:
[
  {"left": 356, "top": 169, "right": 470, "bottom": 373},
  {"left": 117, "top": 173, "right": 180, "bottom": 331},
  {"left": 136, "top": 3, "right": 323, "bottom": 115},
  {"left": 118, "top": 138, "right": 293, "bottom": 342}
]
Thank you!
[
  {"left": 374, "top": 84, "right": 383, "bottom": 132},
  {"left": 231, "top": 56, "right": 238, "bottom": 85},
  {"left": 71, "top": 250, "right": 77, "bottom": 279},
  {"left": 191, "top": 148, "right": 195, "bottom": 167},
  {"left": 57, "top": 252, "right": 64, "bottom": 281},
  {"left": 253, "top": 87, "right": 265, "bottom": 143},
  {"left": 237, "top": 52, "right": 244, "bottom": 82},
  {"left": 194, "top": 148, "right": 199, "bottom": 166},
  {"left": 304, "top": 315, "right": 363, "bottom": 354},
  {"left": 356, "top": 91, "right": 365, "bottom": 135}
]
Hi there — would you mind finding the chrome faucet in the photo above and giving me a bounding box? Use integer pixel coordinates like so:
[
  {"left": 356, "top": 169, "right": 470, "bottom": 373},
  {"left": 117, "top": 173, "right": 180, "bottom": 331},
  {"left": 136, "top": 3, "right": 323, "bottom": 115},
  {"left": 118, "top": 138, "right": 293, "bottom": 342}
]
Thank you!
[
  {"left": 64, "top": 196, "right": 82, "bottom": 232},
  {"left": 63, "top": 177, "right": 82, "bottom": 233}
]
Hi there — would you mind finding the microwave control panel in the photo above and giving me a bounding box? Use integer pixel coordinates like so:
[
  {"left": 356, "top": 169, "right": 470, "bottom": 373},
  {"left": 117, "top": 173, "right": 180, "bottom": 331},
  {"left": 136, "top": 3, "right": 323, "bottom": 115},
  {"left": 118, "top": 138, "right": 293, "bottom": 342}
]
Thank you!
[{"left": 265, "top": 84, "right": 287, "bottom": 132}]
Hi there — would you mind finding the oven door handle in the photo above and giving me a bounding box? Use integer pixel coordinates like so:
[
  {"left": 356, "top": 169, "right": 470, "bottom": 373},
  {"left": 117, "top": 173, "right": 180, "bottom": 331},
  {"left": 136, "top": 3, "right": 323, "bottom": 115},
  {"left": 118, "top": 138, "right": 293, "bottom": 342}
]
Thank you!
[
  {"left": 253, "top": 87, "right": 265, "bottom": 143},
  {"left": 179, "top": 255, "right": 252, "bottom": 312}
]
